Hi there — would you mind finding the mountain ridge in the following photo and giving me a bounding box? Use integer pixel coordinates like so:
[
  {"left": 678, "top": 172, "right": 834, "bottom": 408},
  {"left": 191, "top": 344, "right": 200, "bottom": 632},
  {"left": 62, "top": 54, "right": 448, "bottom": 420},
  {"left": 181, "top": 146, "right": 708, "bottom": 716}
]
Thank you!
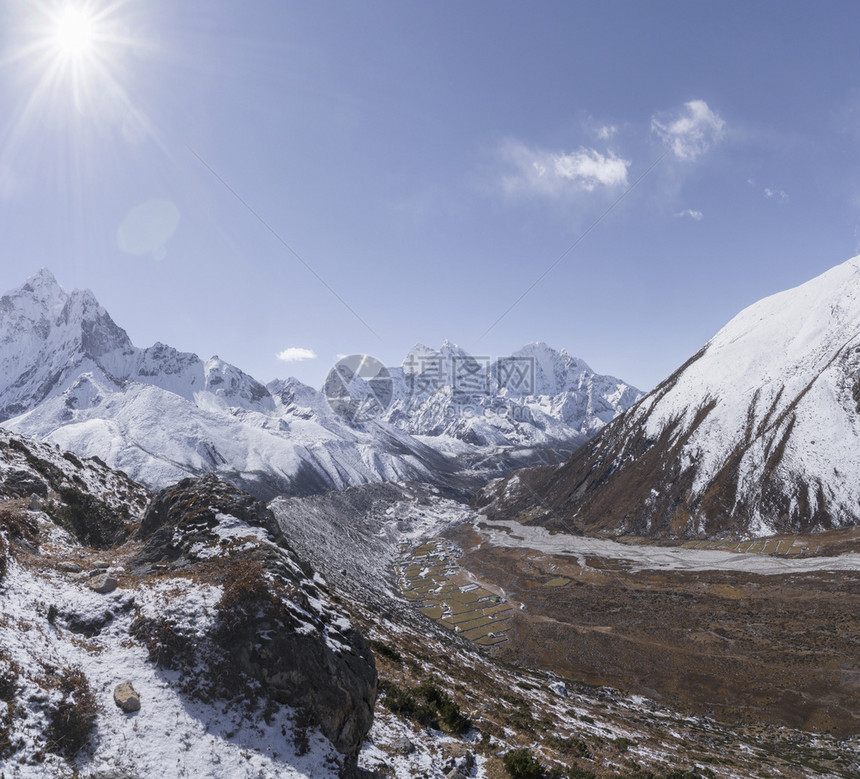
[
  {"left": 474, "top": 254, "right": 860, "bottom": 538},
  {"left": 0, "top": 270, "right": 641, "bottom": 500}
]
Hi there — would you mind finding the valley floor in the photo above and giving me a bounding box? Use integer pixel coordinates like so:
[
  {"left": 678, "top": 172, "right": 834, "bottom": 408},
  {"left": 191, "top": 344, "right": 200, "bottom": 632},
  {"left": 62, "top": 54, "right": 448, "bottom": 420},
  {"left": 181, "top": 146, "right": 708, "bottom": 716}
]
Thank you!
[{"left": 274, "top": 485, "right": 860, "bottom": 777}]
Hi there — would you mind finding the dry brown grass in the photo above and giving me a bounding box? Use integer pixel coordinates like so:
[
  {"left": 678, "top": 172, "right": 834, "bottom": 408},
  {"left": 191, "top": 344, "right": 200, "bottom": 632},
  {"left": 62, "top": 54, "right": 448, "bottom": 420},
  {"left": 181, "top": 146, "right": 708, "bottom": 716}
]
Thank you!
[{"left": 44, "top": 666, "right": 98, "bottom": 759}]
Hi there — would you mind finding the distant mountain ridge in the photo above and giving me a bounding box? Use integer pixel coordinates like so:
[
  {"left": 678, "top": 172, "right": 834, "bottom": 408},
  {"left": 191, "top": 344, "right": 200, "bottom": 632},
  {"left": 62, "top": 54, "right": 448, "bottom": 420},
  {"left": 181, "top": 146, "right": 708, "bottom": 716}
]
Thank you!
[
  {"left": 0, "top": 269, "right": 640, "bottom": 499},
  {"left": 475, "top": 254, "right": 860, "bottom": 538}
]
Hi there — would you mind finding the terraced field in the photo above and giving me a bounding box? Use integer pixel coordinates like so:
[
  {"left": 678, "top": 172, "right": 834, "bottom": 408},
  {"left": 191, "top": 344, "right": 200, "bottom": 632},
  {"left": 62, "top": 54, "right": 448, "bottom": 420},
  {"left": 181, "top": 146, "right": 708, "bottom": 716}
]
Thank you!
[{"left": 396, "top": 540, "right": 513, "bottom": 646}]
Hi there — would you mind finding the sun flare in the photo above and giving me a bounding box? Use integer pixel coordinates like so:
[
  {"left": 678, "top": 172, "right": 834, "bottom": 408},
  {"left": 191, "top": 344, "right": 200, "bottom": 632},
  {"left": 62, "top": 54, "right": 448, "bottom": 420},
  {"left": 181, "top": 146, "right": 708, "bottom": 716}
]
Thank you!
[{"left": 52, "top": 6, "right": 98, "bottom": 59}]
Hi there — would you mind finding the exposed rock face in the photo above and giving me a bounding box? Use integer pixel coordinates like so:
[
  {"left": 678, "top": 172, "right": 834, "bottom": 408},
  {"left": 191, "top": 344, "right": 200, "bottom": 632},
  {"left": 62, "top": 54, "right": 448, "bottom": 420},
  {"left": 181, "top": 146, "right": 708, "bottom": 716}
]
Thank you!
[
  {"left": 132, "top": 475, "right": 377, "bottom": 762},
  {"left": 0, "top": 428, "right": 148, "bottom": 513},
  {"left": 475, "top": 255, "right": 860, "bottom": 539},
  {"left": 4, "top": 469, "right": 48, "bottom": 498}
]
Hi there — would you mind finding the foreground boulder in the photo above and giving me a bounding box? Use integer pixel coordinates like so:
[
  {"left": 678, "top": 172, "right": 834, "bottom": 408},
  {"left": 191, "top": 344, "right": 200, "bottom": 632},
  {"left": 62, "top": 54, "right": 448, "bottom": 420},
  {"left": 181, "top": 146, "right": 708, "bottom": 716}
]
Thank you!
[
  {"left": 132, "top": 474, "right": 376, "bottom": 765},
  {"left": 113, "top": 680, "right": 141, "bottom": 712}
]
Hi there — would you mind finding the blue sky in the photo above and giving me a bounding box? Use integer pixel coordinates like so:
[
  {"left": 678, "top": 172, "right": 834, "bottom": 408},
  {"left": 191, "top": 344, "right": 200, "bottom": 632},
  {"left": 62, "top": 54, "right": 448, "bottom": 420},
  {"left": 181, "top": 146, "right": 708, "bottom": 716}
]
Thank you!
[{"left": 1, "top": 0, "right": 859, "bottom": 391}]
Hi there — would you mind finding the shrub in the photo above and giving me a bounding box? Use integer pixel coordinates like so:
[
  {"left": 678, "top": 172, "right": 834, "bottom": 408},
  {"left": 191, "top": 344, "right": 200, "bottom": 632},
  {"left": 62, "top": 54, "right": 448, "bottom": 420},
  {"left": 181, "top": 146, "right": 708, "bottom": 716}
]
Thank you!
[
  {"left": 508, "top": 708, "right": 542, "bottom": 733},
  {"left": 378, "top": 680, "right": 471, "bottom": 735},
  {"left": 503, "top": 748, "right": 545, "bottom": 779},
  {"left": 54, "top": 487, "right": 127, "bottom": 548},
  {"left": 0, "top": 653, "right": 19, "bottom": 702},
  {"left": 416, "top": 683, "right": 471, "bottom": 734},
  {"left": 62, "top": 451, "right": 82, "bottom": 468},
  {"left": 130, "top": 614, "right": 193, "bottom": 669},
  {"left": 368, "top": 638, "right": 402, "bottom": 664},
  {"left": 45, "top": 667, "right": 97, "bottom": 759},
  {"left": 0, "top": 508, "right": 40, "bottom": 576},
  {"left": 214, "top": 559, "right": 283, "bottom": 644},
  {"left": 0, "top": 703, "right": 12, "bottom": 759},
  {"left": 546, "top": 735, "right": 590, "bottom": 758},
  {"left": 8, "top": 439, "right": 64, "bottom": 486}
]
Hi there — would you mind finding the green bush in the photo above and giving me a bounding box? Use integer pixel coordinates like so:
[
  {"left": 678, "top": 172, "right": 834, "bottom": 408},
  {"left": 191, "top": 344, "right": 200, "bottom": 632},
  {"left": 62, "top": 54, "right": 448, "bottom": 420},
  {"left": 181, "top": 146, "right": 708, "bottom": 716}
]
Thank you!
[
  {"left": 378, "top": 680, "right": 471, "bottom": 735},
  {"left": 546, "top": 735, "right": 589, "bottom": 757},
  {"left": 503, "top": 748, "right": 545, "bottom": 779},
  {"left": 508, "top": 708, "right": 540, "bottom": 732},
  {"left": 368, "top": 638, "right": 403, "bottom": 664}
]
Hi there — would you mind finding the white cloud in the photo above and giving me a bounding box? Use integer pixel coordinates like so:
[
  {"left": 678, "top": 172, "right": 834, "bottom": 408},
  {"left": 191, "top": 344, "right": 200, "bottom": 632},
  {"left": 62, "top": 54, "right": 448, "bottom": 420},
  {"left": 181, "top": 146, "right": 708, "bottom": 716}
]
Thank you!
[
  {"left": 501, "top": 140, "right": 630, "bottom": 196},
  {"left": 764, "top": 187, "right": 789, "bottom": 202},
  {"left": 276, "top": 347, "right": 317, "bottom": 362},
  {"left": 675, "top": 209, "right": 703, "bottom": 221},
  {"left": 651, "top": 100, "right": 725, "bottom": 161},
  {"left": 596, "top": 124, "right": 617, "bottom": 140}
]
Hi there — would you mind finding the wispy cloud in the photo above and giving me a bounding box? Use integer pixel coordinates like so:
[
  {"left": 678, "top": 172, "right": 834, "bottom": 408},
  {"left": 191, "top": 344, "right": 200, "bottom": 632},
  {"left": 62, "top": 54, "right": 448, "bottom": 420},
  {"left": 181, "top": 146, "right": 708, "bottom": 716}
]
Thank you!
[
  {"left": 276, "top": 347, "right": 317, "bottom": 362},
  {"left": 764, "top": 187, "right": 789, "bottom": 202},
  {"left": 596, "top": 124, "right": 617, "bottom": 140},
  {"left": 500, "top": 139, "right": 630, "bottom": 197},
  {"left": 651, "top": 100, "right": 725, "bottom": 161},
  {"left": 675, "top": 208, "right": 703, "bottom": 221}
]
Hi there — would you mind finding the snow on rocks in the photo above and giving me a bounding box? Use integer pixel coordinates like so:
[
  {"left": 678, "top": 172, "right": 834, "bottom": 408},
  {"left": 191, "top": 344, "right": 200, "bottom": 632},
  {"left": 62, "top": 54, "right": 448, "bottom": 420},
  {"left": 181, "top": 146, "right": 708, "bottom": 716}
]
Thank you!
[
  {"left": 129, "top": 474, "right": 377, "bottom": 764},
  {"left": 0, "top": 448, "right": 379, "bottom": 776}
]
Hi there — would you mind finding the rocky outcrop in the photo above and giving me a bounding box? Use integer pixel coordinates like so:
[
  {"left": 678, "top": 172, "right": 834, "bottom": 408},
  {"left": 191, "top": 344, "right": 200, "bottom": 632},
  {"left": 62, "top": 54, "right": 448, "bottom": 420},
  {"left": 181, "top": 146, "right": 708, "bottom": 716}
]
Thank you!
[
  {"left": 136, "top": 473, "right": 274, "bottom": 550},
  {"left": 132, "top": 475, "right": 377, "bottom": 763}
]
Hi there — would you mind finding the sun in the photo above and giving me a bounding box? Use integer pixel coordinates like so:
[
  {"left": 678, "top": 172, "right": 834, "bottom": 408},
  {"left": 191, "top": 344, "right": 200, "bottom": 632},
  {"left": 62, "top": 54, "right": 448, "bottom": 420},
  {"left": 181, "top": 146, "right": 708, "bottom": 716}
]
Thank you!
[
  {"left": 52, "top": 6, "right": 98, "bottom": 59},
  {"left": 5, "top": 0, "right": 148, "bottom": 148},
  {"left": 12, "top": 1, "right": 131, "bottom": 116}
]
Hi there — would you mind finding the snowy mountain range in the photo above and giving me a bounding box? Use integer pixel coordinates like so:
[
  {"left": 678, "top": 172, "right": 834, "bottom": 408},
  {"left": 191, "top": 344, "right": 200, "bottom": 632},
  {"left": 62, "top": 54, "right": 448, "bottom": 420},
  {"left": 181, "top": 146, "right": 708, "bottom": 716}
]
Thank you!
[
  {"left": 475, "top": 254, "right": 860, "bottom": 538},
  {"left": 0, "top": 270, "right": 640, "bottom": 500}
]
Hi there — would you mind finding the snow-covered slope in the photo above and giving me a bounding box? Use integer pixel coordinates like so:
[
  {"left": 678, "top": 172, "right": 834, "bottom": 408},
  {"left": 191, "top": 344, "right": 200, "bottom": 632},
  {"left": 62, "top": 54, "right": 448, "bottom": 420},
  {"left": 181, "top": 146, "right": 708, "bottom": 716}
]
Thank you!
[
  {"left": 0, "top": 270, "right": 640, "bottom": 499},
  {"left": 476, "top": 254, "right": 860, "bottom": 538},
  {"left": 0, "top": 436, "right": 377, "bottom": 776}
]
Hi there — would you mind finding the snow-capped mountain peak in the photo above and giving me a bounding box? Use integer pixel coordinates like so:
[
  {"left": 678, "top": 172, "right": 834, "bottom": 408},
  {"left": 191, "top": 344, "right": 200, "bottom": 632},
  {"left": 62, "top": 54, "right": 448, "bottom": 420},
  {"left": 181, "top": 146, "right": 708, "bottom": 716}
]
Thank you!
[
  {"left": 476, "top": 254, "right": 860, "bottom": 539},
  {"left": 0, "top": 272, "right": 641, "bottom": 500}
]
